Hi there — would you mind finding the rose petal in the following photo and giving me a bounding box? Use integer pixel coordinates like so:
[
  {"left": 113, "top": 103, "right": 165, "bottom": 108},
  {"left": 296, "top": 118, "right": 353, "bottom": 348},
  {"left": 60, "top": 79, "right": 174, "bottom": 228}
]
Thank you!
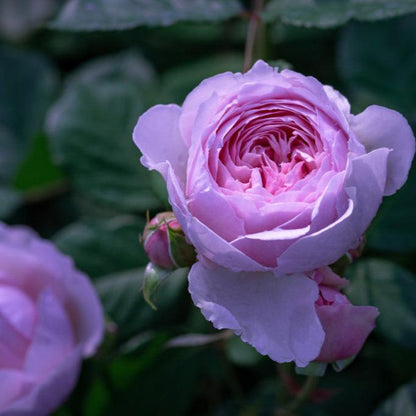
[
  {"left": 0, "top": 225, "right": 104, "bottom": 358},
  {"left": 0, "top": 312, "right": 29, "bottom": 369},
  {"left": 323, "top": 85, "right": 350, "bottom": 119},
  {"left": 133, "top": 104, "right": 187, "bottom": 183},
  {"left": 316, "top": 304, "right": 379, "bottom": 362},
  {"left": 188, "top": 187, "right": 245, "bottom": 241},
  {"left": 1, "top": 347, "right": 82, "bottom": 416},
  {"left": 166, "top": 164, "right": 266, "bottom": 272},
  {"left": 58, "top": 268, "right": 104, "bottom": 358},
  {"left": 351, "top": 105, "right": 415, "bottom": 196},
  {"left": 0, "top": 370, "right": 35, "bottom": 410},
  {"left": 24, "top": 289, "right": 74, "bottom": 378},
  {"left": 0, "top": 286, "right": 36, "bottom": 339},
  {"left": 317, "top": 267, "right": 349, "bottom": 290},
  {"left": 180, "top": 73, "right": 241, "bottom": 145},
  {"left": 277, "top": 148, "right": 389, "bottom": 274},
  {"left": 188, "top": 262, "right": 324, "bottom": 366}
]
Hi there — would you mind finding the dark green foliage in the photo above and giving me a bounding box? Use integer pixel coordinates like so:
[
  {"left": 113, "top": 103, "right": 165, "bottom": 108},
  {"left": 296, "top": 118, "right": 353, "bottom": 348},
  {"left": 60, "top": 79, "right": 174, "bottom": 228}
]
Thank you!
[
  {"left": 265, "top": 0, "right": 416, "bottom": 28},
  {"left": 51, "top": 0, "right": 243, "bottom": 31}
]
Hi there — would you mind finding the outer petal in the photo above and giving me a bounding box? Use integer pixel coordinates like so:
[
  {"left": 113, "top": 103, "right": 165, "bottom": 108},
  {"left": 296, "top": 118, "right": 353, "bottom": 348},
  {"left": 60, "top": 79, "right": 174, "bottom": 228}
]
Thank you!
[
  {"left": 188, "top": 189, "right": 245, "bottom": 242},
  {"left": 316, "top": 304, "right": 379, "bottom": 362},
  {"left": 58, "top": 267, "right": 104, "bottom": 357},
  {"left": 1, "top": 348, "right": 82, "bottom": 416},
  {"left": 166, "top": 166, "right": 266, "bottom": 272},
  {"left": 351, "top": 105, "right": 415, "bottom": 196},
  {"left": 323, "top": 85, "right": 350, "bottom": 119},
  {"left": 180, "top": 73, "right": 242, "bottom": 145},
  {"left": 0, "top": 313, "right": 29, "bottom": 369},
  {"left": 0, "top": 371, "right": 35, "bottom": 410},
  {"left": 133, "top": 104, "right": 187, "bottom": 183},
  {"left": 24, "top": 289, "right": 74, "bottom": 377},
  {"left": 277, "top": 148, "right": 389, "bottom": 274},
  {"left": 188, "top": 262, "right": 324, "bottom": 366}
]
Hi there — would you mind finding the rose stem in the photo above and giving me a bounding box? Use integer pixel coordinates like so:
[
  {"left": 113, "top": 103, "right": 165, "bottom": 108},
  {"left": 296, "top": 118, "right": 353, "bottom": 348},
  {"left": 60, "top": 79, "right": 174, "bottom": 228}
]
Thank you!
[
  {"left": 243, "top": 0, "right": 264, "bottom": 72},
  {"left": 281, "top": 375, "right": 320, "bottom": 414}
]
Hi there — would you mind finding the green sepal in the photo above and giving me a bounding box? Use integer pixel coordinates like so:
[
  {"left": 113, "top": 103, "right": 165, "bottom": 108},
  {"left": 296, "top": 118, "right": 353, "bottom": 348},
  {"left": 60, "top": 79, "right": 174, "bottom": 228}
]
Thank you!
[
  {"left": 295, "top": 361, "right": 327, "bottom": 377},
  {"left": 167, "top": 226, "right": 197, "bottom": 268},
  {"left": 332, "top": 354, "right": 357, "bottom": 372},
  {"left": 142, "top": 262, "right": 171, "bottom": 310}
]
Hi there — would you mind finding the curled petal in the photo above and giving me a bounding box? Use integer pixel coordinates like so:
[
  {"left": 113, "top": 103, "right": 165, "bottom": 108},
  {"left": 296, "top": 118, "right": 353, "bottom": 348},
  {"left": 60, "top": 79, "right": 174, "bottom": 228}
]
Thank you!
[
  {"left": 277, "top": 148, "right": 389, "bottom": 274},
  {"left": 180, "top": 73, "right": 241, "bottom": 146},
  {"left": 188, "top": 262, "right": 324, "bottom": 366},
  {"left": 133, "top": 104, "right": 187, "bottom": 183},
  {"left": 351, "top": 105, "right": 415, "bottom": 196}
]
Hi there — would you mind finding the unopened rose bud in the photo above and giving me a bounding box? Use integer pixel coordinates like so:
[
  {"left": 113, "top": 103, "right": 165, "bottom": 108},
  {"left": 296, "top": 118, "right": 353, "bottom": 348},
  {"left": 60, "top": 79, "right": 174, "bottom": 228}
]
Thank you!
[{"left": 142, "top": 212, "right": 196, "bottom": 269}]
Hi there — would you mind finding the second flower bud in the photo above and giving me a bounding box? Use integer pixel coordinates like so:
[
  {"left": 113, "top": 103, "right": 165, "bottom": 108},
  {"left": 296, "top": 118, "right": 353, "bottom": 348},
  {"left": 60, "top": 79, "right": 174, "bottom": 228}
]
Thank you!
[{"left": 142, "top": 212, "right": 196, "bottom": 269}]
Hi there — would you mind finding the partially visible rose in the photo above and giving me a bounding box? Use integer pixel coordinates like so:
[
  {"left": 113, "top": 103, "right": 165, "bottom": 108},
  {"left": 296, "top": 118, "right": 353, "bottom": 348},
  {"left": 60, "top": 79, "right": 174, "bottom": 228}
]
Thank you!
[
  {"left": 133, "top": 61, "right": 414, "bottom": 365},
  {"left": 0, "top": 223, "right": 104, "bottom": 416},
  {"left": 311, "top": 267, "right": 378, "bottom": 363},
  {"left": 142, "top": 212, "right": 196, "bottom": 269}
]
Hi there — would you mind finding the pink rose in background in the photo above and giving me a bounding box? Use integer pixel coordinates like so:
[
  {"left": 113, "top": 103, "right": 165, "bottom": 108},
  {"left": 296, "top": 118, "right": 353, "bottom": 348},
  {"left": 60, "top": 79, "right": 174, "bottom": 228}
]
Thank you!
[
  {"left": 0, "top": 223, "right": 104, "bottom": 416},
  {"left": 133, "top": 61, "right": 414, "bottom": 365},
  {"left": 311, "top": 267, "right": 378, "bottom": 363}
]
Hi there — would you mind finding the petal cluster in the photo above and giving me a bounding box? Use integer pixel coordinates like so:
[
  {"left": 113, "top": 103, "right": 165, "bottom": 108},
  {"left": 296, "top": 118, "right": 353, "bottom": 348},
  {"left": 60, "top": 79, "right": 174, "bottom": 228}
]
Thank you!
[
  {"left": 134, "top": 61, "right": 415, "bottom": 366},
  {"left": 0, "top": 223, "right": 104, "bottom": 416}
]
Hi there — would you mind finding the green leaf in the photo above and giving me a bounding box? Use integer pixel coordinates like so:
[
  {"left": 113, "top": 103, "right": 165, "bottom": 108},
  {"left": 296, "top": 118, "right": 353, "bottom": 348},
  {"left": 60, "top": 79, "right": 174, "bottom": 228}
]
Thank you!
[
  {"left": 0, "top": 186, "right": 21, "bottom": 219},
  {"left": 150, "top": 171, "right": 169, "bottom": 208},
  {"left": 51, "top": 0, "right": 243, "bottom": 31},
  {"left": 53, "top": 215, "right": 147, "bottom": 278},
  {"left": 0, "top": 46, "right": 58, "bottom": 179},
  {"left": 265, "top": 0, "right": 416, "bottom": 29},
  {"left": 366, "top": 165, "right": 416, "bottom": 252},
  {"left": 337, "top": 15, "right": 416, "bottom": 124},
  {"left": 0, "top": 124, "right": 19, "bottom": 183},
  {"left": 166, "top": 331, "right": 231, "bottom": 348},
  {"left": 107, "top": 348, "right": 224, "bottom": 416},
  {"left": 338, "top": 17, "right": 416, "bottom": 254},
  {"left": 346, "top": 259, "right": 416, "bottom": 347},
  {"left": 161, "top": 53, "right": 244, "bottom": 104},
  {"left": 47, "top": 51, "right": 161, "bottom": 212},
  {"left": 14, "top": 133, "right": 65, "bottom": 192},
  {"left": 95, "top": 267, "right": 187, "bottom": 339},
  {"left": 0, "top": 0, "right": 57, "bottom": 40},
  {"left": 372, "top": 378, "right": 416, "bottom": 416},
  {"left": 226, "top": 336, "right": 263, "bottom": 367}
]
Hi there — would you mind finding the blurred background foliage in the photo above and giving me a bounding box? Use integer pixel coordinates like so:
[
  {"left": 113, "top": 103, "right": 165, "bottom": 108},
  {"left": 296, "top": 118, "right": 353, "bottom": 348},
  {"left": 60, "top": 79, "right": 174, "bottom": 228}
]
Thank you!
[{"left": 1, "top": 0, "right": 416, "bottom": 415}]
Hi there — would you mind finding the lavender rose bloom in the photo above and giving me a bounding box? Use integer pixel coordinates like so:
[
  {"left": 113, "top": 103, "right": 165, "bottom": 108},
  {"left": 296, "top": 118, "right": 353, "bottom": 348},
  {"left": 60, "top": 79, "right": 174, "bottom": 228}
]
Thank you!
[
  {"left": 0, "top": 223, "right": 104, "bottom": 416},
  {"left": 133, "top": 61, "right": 414, "bottom": 365}
]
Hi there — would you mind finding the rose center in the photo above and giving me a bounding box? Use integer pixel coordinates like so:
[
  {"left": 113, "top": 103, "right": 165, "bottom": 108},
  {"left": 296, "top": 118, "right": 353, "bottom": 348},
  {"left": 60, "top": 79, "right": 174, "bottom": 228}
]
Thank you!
[{"left": 216, "top": 107, "right": 322, "bottom": 195}]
